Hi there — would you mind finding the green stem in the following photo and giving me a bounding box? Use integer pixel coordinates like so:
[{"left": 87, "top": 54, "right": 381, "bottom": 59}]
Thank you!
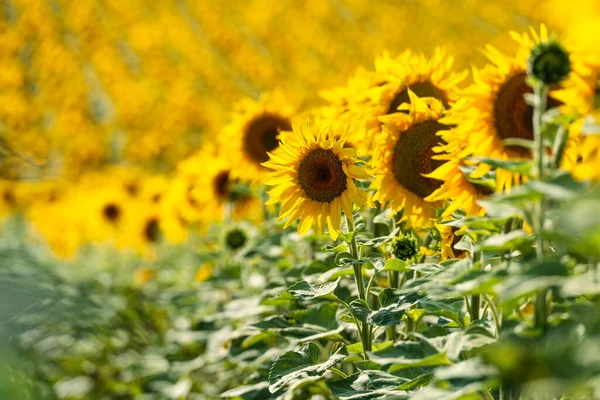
[
  {"left": 329, "top": 367, "right": 348, "bottom": 379},
  {"left": 483, "top": 294, "right": 501, "bottom": 337},
  {"left": 346, "top": 215, "right": 371, "bottom": 354},
  {"left": 470, "top": 252, "right": 482, "bottom": 324},
  {"left": 532, "top": 83, "right": 549, "bottom": 331}
]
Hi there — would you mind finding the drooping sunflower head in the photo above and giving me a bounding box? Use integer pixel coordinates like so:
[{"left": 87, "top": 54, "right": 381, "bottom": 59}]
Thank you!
[
  {"left": 442, "top": 25, "right": 571, "bottom": 191},
  {"left": 223, "top": 91, "right": 296, "bottom": 183},
  {"left": 371, "top": 91, "right": 449, "bottom": 228},
  {"left": 262, "top": 121, "right": 371, "bottom": 240},
  {"left": 337, "top": 48, "right": 466, "bottom": 152},
  {"left": 435, "top": 222, "right": 467, "bottom": 260}
]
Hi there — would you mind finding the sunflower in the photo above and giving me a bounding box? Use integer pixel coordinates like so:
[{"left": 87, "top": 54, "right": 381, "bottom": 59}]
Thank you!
[
  {"left": 322, "top": 48, "right": 465, "bottom": 153},
  {"left": 424, "top": 97, "right": 494, "bottom": 218},
  {"left": 441, "top": 25, "right": 576, "bottom": 192},
  {"left": 551, "top": 50, "right": 600, "bottom": 180},
  {"left": 435, "top": 222, "right": 467, "bottom": 260},
  {"left": 371, "top": 91, "right": 450, "bottom": 228},
  {"left": 77, "top": 182, "right": 132, "bottom": 243},
  {"left": 262, "top": 122, "right": 371, "bottom": 240},
  {"left": 222, "top": 91, "right": 297, "bottom": 183}
]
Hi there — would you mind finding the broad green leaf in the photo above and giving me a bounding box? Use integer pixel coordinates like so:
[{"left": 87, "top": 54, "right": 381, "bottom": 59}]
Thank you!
[
  {"left": 369, "top": 341, "right": 451, "bottom": 372},
  {"left": 383, "top": 258, "right": 409, "bottom": 272},
  {"left": 327, "top": 370, "right": 409, "bottom": 400},
  {"left": 467, "top": 156, "right": 533, "bottom": 175},
  {"left": 349, "top": 299, "right": 371, "bottom": 323},
  {"left": 273, "top": 278, "right": 341, "bottom": 301},
  {"left": 335, "top": 252, "right": 356, "bottom": 266},
  {"left": 322, "top": 244, "right": 349, "bottom": 253},
  {"left": 476, "top": 230, "right": 531, "bottom": 252},
  {"left": 369, "top": 293, "right": 421, "bottom": 327},
  {"left": 556, "top": 189, "right": 600, "bottom": 259},
  {"left": 419, "top": 298, "right": 466, "bottom": 327},
  {"left": 268, "top": 342, "right": 348, "bottom": 393},
  {"left": 435, "top": 358, "right": 497, "bottom": 382},
  {"left": 346, "top": 341, "right": 393, "bottom": 354},
  {"left": 221, "top": 381, "right": 271, "bottom": 399}
]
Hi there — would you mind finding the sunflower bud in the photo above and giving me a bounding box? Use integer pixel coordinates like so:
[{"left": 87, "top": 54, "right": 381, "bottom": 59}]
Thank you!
[
  {"left": 390, "top": 236, "right": 417, "bottom": 261},
  {"left": 224, "top": 227, "right": 248, "bottom": 251},
  {"left": 527, "top": 41, "right": 571, "bottom": 85}
]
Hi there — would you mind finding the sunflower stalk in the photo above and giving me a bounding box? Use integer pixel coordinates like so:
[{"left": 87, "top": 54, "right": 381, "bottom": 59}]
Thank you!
[
  {"left": 346, "top": 215, "right": 372, "bottom": 354},
  {"left": 470, "top": 251, "right": 482, "bottom": 323},
  {"left": 532, "top": 82, "right": 549, "bottom": 330}
]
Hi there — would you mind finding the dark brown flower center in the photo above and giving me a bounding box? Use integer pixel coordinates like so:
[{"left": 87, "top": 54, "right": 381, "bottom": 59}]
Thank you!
[
  {"left": 392, "top": 120, "right": 450, "bottom": 198},
  {"left": 213, "top": 170, "right": 230, "bottom": 200},
  {"left": 387, "top": 80, "right": 449, "bottom": 114},
  {"left": 494, "top": 72, "right": 562, "bottom": 157},
  {"left": 144, "top": 218, "right": 160, "bottom": 242},
  {"left": 125, "top": 182, "right": 139, "bottom": 197},
  {"left": 102, "top": 203, "right": 121, "bottom": 222},
  {"left": 243, "top": 114, "right": 292, "bottom": 164},
  {"left": 451, "top": 226, "right": 466, "bottom": 258},
  {"left": 298, "top": 148, "right": 347, "bottom": 203},
  {"left": 3, "top": 189, "right": 15, "bottom": 206}
]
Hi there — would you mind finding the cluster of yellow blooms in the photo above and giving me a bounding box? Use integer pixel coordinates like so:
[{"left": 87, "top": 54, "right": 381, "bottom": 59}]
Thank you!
[{"left": 1, "top": 1, "right": 599, "bottom": 259}]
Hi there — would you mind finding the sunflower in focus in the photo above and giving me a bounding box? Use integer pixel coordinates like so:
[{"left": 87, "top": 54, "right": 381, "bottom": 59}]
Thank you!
[
  {"left": 262, "top": 122, "right": 371, "bottom": 240},
  {"left": 222, "top": 91, "right": 297, "bottom": 183},
  {"left": 424, "top": 97, "right": 495, "bottom": 218},
  {"left": 442, "top": 25, "right": 577, "bottom": 191},
  {"left": 371, "top": 91, "right": 450, "bottom": 228},
  {"left": 325, "top": 48, "right": 465, "bottom": 153}
]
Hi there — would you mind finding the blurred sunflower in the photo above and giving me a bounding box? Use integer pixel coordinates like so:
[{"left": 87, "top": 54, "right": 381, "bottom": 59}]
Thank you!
[
  {"left": 324, "top": 48, "right": 465, "bottom": 153},
  {"left": 552, "top": 51, "right": 600, "bottom": 180},
  {"left": 0, "top": 180, "right": 19, "bottom": 220},
  {"left": 222, "top": 91, "right": 296, "bottom": 183},
  {"left": 371, "top": 92, "right": 450, "bottom": 228},
  {"left": 442, "top": 25, "right": 575, "bottom": 191},
  {"left": 435, "top": 222, "right": 466, "bottom": 260},
  {"left": 79, "top": 183, "right": 131, "bottom": 243},
  {"left": 262, "top": 122, "right": 370, "bottom": 240}
]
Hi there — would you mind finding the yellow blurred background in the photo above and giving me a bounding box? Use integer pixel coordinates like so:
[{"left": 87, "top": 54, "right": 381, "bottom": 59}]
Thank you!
[{"left": 1, "top": 0, "right": 576, "bottom": 180}]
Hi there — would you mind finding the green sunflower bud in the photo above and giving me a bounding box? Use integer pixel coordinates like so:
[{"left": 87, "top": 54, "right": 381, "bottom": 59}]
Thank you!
[
  {"left": 390, "top": 236, "right": 417, "bottom": 261},
  {"left": 225, "top": 227, "right": 248, "bottom": 251},
  {"left": 527, "top": 41, "right": 571, "bottom": 85}
]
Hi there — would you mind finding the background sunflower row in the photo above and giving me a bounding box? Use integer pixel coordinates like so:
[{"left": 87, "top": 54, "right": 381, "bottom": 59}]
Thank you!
[{"left": 1, "top": 0, "right": 600, "bottom": 260}]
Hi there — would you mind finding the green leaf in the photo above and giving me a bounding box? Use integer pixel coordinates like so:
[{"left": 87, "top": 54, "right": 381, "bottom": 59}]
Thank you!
[
  {"left": 379, "top": 288, "right": 400, "bottom": 308},
  {"left": 268, "top": 342, "right": 348, "bottom": 393},
  {"left": 467, "top": 156, "right": 533, "bottom": 175},
  {"left": 346, "top": 341, "right": 393, "bottom": 354},
  {"left": 327, "top": 370, "right": 409, "bottom": 400},
  {"left": 369, "top": 293, "right": 421, "bottom": 327},
  {"left": 383, "top": 258, "right": 409, "bottom": 272},
  {"left": 369, "top": 341, "right": 452, "bottom": 372},
  {"left": 221, "top": 381, "right": 271, "bottom": 399},
  {"left": 274, "top": 278, "right": 341, "bottom": 301},
  {"left": 335, "top": 252, "right": 356, "bottom": 266},
  {"left": 348, "top": 299, "right": 371, "bottom": 323},
  {"left": 323, "top": 244, "right": 349, "bottom": 253},
  {"left": 475, "top": 230, "right": 531, "bottom": 252},
  {"left": 419, "top": 298, "right": 466, "bottom": 327},
  {"left": 435, "top": 358, "right": 497, "bottom": 382}
]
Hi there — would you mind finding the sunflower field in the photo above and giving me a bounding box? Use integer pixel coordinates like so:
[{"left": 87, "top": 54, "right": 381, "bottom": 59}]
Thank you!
[{"left": 2, "top": 1, "right": 600, "bottom": 399}]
